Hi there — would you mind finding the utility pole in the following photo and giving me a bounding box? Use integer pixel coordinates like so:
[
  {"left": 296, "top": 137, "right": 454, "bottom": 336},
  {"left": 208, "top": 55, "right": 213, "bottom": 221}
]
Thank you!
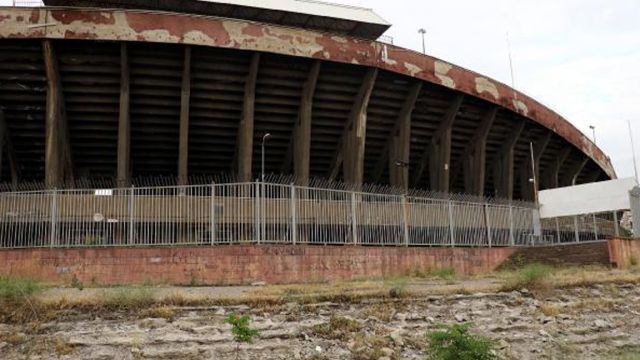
[{"left": 629, "top": 120, "right": 639, "bottom": 184}]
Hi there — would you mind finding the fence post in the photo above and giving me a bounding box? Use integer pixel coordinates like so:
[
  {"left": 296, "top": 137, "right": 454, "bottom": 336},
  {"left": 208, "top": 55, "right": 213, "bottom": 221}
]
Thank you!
[
  {"left": 484, "top": 203, "right": 492, "bottom": 248},
  {"left": 128, "top": 186, "right": 134, "bottom": 245},
  {"left": 290, "top": 184, "right": 297, "bottom": 245},
  {"left": 210, "top": 183, "right": 216, "bottom": 246},
  {"left": 351, "top": 192, "right": 358, "bottom": 245},
  {"left": 555, "top": 217, "right": 560, "bottom": 243},
  {"left": 508, "top": 205, "right": 514, "bottom": 246},
  {"left": 50, "top": 188, "right": 57, "bottom": 248},
  {"left": 613, "top": 211, "right": 620, "bottom": 237},
  {"left": 255, "top": 180, "right": 260, "bottom": 244},
  {"left": 447, "top": 200, "right": 455, "bottom": 247},
  {"left": 401, "top": 195, "right": 409, "bottom": 246},
  {"left": 593, "top": 214, "right": 598, "bottom": 241},
  {"left": 573, "top": 216, "right": 580, "bottom": 243}
]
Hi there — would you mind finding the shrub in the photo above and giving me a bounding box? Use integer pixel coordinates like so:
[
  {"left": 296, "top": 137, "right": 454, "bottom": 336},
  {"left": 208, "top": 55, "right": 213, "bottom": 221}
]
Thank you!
[
  {"left": 501, "top": 263, "right": 554, "bottom": 291},
  {"left": 426, "top": 323, "right": 496, "bottom": 360},
  {"left": 385, "top": 277, "right": 409, "bottom": 298},
  {"left": 311, "top": 315, "right": 361, "bottom": 341},
  {"left": 225, "top": 313, "right": 259, "bottom": 343}
]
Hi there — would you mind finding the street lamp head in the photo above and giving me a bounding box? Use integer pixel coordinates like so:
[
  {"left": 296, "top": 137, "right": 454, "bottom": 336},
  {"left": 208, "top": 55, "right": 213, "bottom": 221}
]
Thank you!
[
  {"left": 589, "top": 125, "right": 595, "bottom": 130},
  {"left": 262, "top": 133, "right": 271, "bottom": 143},
  {"left": 418, "top": 28, "right": 426, "bottom": 34}
]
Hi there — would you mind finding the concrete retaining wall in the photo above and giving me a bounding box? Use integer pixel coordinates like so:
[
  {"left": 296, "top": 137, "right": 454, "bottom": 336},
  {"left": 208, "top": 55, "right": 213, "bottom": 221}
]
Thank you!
[{"left": 0, "top": 245, "right": 516, "bottom": 285}]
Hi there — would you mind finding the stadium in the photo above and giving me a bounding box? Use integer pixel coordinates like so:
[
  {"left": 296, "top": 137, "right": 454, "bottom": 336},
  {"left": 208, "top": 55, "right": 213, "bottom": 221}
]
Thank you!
[{"left": 0, "top": 0, "right": 615, "bottom": 200}]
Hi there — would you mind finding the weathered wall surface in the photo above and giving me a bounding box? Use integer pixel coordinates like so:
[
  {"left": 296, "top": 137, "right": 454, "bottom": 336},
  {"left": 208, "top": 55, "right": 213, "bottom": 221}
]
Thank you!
[
  {"left": 500, "top": 242, "right": 611, "bottom": 268},
  {"left": 608, "top": 238, "right": 640, "bottom": 268},
  {"left": 0, "top": 245, "right": 516, "bottom": 285}
]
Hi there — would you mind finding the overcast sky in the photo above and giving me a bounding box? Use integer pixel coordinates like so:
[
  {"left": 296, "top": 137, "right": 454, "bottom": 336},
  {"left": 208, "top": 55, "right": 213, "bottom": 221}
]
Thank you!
[
  {"left": 3, "top": 0, "right": 639, "bottom": 179},
  {"left": 337, "top": 0, "right": 640, "bottom": 179}
]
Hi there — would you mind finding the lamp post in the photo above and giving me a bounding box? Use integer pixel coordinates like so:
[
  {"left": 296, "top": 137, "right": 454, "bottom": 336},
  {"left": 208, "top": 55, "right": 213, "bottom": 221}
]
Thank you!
[
  {"left": 589, "top": 125, "right": 596, "bottom": 144},
  {"left": 261, "top": 133, "right": 271, "bottom": 182},
  {"left": 418, "top": 28, "right": 426, "bottom": 54}
]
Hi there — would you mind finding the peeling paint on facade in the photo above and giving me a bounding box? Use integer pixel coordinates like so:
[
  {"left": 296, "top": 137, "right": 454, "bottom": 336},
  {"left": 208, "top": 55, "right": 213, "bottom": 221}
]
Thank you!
[
  {"left": 475, "top": 77, "right": 499, "bottom": 100},
  {"left": 434, "top": 61, "right": 456, "bottom": 89},
  {"left": 0, "top": 7, "right": 616, "bottom": 179}
]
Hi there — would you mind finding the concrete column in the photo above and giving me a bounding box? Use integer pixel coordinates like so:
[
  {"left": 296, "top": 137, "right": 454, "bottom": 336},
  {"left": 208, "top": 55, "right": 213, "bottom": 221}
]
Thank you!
[
  {"left": 236, "top": 52, "right": 260, "bottom": 182},
  {"left": 117, "top": 43, "right": 131, "bottom": 188},
  {"left": 543, "top": 147, "right": 570, "bottom": 189},
  {"left": 493, "top": 120, "right": 525, "bottom": 199},
  {"left": 388, "top": 82, "right": 422, "bottom": 190},
  {"left": 560, "top": 157, "right": 589, "bottom": 187},
  {"left": 328, "top": 68, "right": 378, "bottom": 184},
  {"left": 177, "top": 46, "right": 192, "bottom": 186},
  {"left": 463, "top": 107, "right": 498, "bottom": 195},
  {"left": 293, "top": 60, "right": 320, "bottom": 185},
  {"left": 43, "top": 40, "right": 65, "bottom": 189}
]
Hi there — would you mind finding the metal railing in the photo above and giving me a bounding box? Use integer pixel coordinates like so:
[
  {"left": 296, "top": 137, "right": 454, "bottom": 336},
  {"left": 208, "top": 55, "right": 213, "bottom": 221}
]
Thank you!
[{"left": 0, "top": 181, "right": 615, "bottom": 249}]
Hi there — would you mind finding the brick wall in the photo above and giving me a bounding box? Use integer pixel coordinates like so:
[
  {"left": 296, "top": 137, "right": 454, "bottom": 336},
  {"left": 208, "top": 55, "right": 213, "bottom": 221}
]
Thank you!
[
  {"left": 500, "top": 241, "right": 611, "bottom": 268},
  {"left": 608, "top": 238, "right": 640, "bottom": 268},
  {"left": 0, "top": 245, "right": 516, "bottom": 286}
]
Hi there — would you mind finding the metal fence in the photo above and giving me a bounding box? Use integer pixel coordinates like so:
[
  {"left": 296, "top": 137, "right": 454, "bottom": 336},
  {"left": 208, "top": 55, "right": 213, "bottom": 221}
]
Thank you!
[{"left": 0, "top": 182, "right": 618, "bottom": 249}]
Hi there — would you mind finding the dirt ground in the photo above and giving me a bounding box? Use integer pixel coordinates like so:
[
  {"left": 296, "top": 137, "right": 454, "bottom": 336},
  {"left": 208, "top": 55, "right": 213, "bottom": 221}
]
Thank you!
[{"left": 1, "top": 269, "right": 639, "bottom": 360}]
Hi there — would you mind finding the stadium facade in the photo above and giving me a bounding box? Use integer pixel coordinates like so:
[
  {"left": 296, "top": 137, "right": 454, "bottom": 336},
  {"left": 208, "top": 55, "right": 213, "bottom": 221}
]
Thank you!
[{"left": 0, "top": 0, "right": 615, "bottom": 200}]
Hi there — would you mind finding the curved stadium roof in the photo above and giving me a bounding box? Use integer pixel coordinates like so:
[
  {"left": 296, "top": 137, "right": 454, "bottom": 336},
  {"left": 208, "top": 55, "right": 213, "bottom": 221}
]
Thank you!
[{"left": 0, "top": 1, "right": 615, "bottom": 200}]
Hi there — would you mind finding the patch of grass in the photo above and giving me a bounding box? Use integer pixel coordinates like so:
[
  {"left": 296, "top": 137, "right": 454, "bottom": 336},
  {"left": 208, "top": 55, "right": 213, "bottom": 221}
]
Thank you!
[
  {"left": 311, "top": 315, "right": 362, "bottom": 341},
  {"left": 429, "top": 267, "right": 457, "bottom": 281},
  {"left": 500, "top": 263, "right": 554, "bottom": 292},
  {"left": 101, "top": 286, "right": 155, "bottom": 311},
  {"left": 54, "top": 337, "right": 74, "bottom": 356},
  {"left": 426, "top": 323, "right": 497, "bottom": 360},
  {"left": 0, "top": 276, "right": 42, "bottom": 302},
  {"left": 630, "top": 256, "right": 638, "bottom": 267},
  {"left": 351, "top": 333, "right": 397, "bottom": 360},
  {"left": 539, "top": 303, "right": 560, "bottom": 317},
  {"left": 384, "top": 277, "right": 409, "bottom": 298},
  {"left": 70, "top": 275, "right": 84, "bottom": 291},
  {"left": 146, "top": 305, "right": 176, "bottom": 320},
  {"left": 363, "top": 302, "right": 396, "bottom": 322}
]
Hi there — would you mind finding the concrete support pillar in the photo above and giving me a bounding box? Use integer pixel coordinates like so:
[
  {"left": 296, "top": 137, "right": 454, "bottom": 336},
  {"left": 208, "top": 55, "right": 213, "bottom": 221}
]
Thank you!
[
  {"left": 493, "top": 120, "right": 525, "bottom": 199},
  {"left": 463, "top": 107, "right": 498, "bottom": 196},
  {"left": 413, "top": 94, "right": 463, "bottom": 191},
  {"left": 293, "top": 60, "right": 320, "bottom": 185},
  {"left": 543, "top": 147, "right": 570, "bottom": 189},
  {"left": 43, "top": 40, "right": 68, "bottom": 189},
  {"left": 388, "top": 82, "right": 422, "bottom": 191},
  {"left": 236, "top": 52, "right": 260, "bottom": 182},
  {"left": 177, "top": 46, "right": 192, "bottom": 186},
  {"left": 560, "top": 157, "right": 589, "bottom": 187},
  {"left": 117, "top": 43, "right": 131, "bottom": 188},
  {"left": 0, "top": 109, "right": 19, "bottom": 185},
  {"left": 328, "top": 68, "right": 378, "bottom": 184}
]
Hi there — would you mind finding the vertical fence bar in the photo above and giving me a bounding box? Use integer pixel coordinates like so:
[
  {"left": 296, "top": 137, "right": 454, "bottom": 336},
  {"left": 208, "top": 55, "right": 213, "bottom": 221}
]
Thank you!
[
  {"left": 508, "top": 205, "right": 514, "bottom": 246},
  {"left": 593, "top": 213, "right": 598, "bottom": 241},
  {"left": 613, "top": 211, "right": 620, "bottom": 237},
  {"left": 290, "top": 184, "right": 297, "bottom": 245},
  {"left": 401, "top": 194, "right": 409, "bottom": 246},
  {"left": 555, "top": 217, "right": 560, "bottom": 244},
  {"left": 574, "top": 216, "right": 580, "bottom": 243},
  {"left": 254, "top": 180, "right": 260, "bottom": 244},
  {"left": 210, "top": 183, "right": 216, "bottom": 245},
  {"left": 128, "top": 186, "right": 134, "bottom": 245},
  {"left": 50, "top": 188, "right": 57, "bottom": 247},
  {"left": 447, "top": 200, "right": 455, "bottom": 247},
  {"left": 484, "top": 203, "right": 492, "bottom": 248},
  {"left": 351, "top": 192, "right": 358, "bottom": 245}
]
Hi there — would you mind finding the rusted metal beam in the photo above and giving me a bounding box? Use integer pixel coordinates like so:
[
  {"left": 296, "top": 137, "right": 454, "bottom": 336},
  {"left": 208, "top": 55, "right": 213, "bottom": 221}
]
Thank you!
[
  {"left": 493, "top": 119, "right": 526, "bottom": 199},
  {"left": 117, "top": 42, "right": 131, "bottom": 188},
  {"left": 327, "top": 67, "right": 378, "bottom": 183},
  {"left": 561, "top": 156, "right": 589, "bottom": 187},
  {"left": 236, "top": 52, "right": 260, "bottom": 182},
  {"left": 43, "top": 39, "right": 71, "bottom": 189},
  {"left": 370, "top": 81, "right": 422, "bottom": 189},
  {"left": 457, "top": 106, "right": 499, "bottom": 196},
  {"left": 291, "top": 60, "right": 321, "bottom": 185},
  {"left": 177, "top": 46, "right": 192, "bottom": 186},
  {"left": 519, "top": 131, "right": 552, "bottom": 201},
  {"left": 412, "top": 94, "right": 464, "bottom": 191}
]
